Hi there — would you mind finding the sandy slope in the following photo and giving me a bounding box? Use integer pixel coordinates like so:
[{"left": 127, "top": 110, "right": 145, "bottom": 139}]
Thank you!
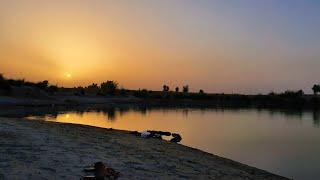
[{"left": 0, "top": 117, "right": 289, "bottom": 180}]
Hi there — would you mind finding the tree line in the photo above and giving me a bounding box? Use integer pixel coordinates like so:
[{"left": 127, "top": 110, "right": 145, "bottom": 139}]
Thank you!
[
  {"left": 312, "top": 84, "right": 320, "bottom": 95},
  {"left": 1, "top": 73, "right": 320, "bottom": 98},
  {"left": 162, "top": 84, "right": 204, "bottom": 94}
]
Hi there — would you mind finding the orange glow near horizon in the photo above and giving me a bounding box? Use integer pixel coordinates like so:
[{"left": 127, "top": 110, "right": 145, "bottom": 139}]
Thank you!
[{"left": 1, "top": 1, "right": 320, "bottom": 93}]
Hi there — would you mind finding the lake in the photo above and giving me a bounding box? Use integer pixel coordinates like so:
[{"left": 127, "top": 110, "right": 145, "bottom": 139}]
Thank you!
[{"left": 24, "top": 107, "right": 320, "bottom": 179}]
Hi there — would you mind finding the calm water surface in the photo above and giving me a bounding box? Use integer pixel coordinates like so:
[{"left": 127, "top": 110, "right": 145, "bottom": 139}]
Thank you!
[{"left": 26, "top": 108, "right": 320, "bottom": 180}]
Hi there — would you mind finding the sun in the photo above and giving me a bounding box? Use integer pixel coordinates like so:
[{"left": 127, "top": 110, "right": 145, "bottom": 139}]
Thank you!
[{"left": 65, "top": 73, "right": 72, "bottom": 78}]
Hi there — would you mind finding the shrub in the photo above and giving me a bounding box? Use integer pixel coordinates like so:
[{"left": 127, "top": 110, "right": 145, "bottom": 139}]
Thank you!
[
  {"left": 183, "top": 85, "right": 189, "bottom": 93},
  {"left": 0, "top": 74, "right": 12, "bottom": 93},
  {"left": 279, "top": 90, "right": 304, "bottom": 98},
  {"left": 86, "top": 83, "right": 100, "bottom": 94},
  {"left": 312, "top": 84, "right": 320, "bottom": 95},
  {"left": 101, "top": 81, "right": 118, "bottom": 95},
  {"left": 163, "top": 85, "right": 169, "bottom": 92},
  {"left": 36, "top": 80, "right": 49, "bottom": 89}
]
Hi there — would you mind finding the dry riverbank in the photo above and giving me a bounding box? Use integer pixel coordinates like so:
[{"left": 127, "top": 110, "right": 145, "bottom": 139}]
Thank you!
[{"left": 0, "top": 117, "right": 289, "bottom": 179}]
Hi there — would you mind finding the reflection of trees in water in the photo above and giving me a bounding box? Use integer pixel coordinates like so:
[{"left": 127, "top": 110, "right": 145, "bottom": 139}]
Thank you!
[
  {"left": 138, "top": 106, "right": 147, "bottom": 115},
  {"left": 118, "top": 107, "right": 130, "bottom": 117},
  {"left": 265, "top": 109, "right": 303, "bottom": 119},
  {"left": 182, "top": 109, "right": 189, "bottom": 118},
  {"left": 97, "top": 107, "right": 134, "bottom": 121},
  {"left": 265, "top": 108, "right": 320, "bottom": 128},
  {"left": 15, "top": 105, "right": 320, "bottom": 128},
  {"left": 97, "top": 108, "right": 117, "bottom": 121},
  {"left": 280, "top": 109, "right": 302, "bottom": 119},
  {"left": 106, "top": 108, "right": 116, "bottom": 121},
  {"left": 313, "top": 110, "right": 320, "bottom": 127},
  {"left": 65, "top": 106, "right": 149, "bottom": 122},
  {"left": 73, "top": 110, "right": 85, "bottom": 117}
]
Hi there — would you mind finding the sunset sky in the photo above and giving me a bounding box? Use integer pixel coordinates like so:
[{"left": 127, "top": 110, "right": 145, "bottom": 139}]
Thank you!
[{"left": 1, "top": 0, "right": 320, "bottom": 94}]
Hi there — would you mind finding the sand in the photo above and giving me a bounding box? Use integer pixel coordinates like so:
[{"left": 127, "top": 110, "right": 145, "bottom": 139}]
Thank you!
[{"left": 0, "top": 117, "right": 290, "bottom": 180}]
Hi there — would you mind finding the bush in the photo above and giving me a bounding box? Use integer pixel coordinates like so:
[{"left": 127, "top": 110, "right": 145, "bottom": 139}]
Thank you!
[
  {"left": 0, "top": 74, "right": 11, "bottom": 93},
  {"left": 163, "top": 85, "right": 169, "bottom": 92},
  {"left": 183, "top": 85, "right": 189, "bottom": 93},
  {"left": 101, "top": 81, "right": 118, "bottom": 95},
  {"left": 86, "top": 83, "right": 100, "bottom": 94},
  {"left": 36, "top": 80, "right": 49, "bottom": 89},
  {"left": 279, "top": 90, "right": 304, "bottom": 98}
]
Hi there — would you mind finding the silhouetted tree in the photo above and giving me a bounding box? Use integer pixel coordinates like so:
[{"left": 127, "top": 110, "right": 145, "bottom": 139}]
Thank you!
[
  {"left": 297, "top": 89, "right": 304, "bottom": 96},
  {"left": 268, "top": 91, "right": 276, "bottom": 96},
  {"left": 312, "top": 84, "right": 320, "bottom": 95},
  {"left": 199, "top": 89, "right": 204, "bottom": 94},
  {"left": 88, "top": 83, "right": 99, "bottom": 89},
  {"left": 280, "top": 90, "right": 304, "bottom": 98},
  {"left": 86, "top": 83, "right": 100, "bottom": 94},
  {"left": 183, "top": 85, "right": 189, "bottom": 93},
  {"left": 175, "top": 87, "right": 179, "bottom": 92},
  {"left": 0, "top": 74, "right": 11, "bottom": 93},
  {"left": 163, "top": 85, "right": 169, "bottom": 92},
  {"left": 36, "top": 80, "right": 49, "bottom": 89},
  {"left": 101, "top": 81, "right": 118, "bottom": 95}
]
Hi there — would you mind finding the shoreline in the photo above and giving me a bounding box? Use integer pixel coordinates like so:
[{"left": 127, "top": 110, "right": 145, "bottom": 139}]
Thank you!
[
  {"left": 0, "top": 117, "right": 289, "bottom": 179},
  {"left": 1, "top": 95, "right": 319, "bottom": 110}
]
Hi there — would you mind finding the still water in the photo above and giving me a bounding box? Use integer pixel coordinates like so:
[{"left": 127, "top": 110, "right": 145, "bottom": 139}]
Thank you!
[{"left": 26, "top": 107, "right": 320, "bottom": 179}]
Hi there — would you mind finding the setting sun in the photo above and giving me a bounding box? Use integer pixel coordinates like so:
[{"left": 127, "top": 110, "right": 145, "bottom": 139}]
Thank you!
[{"left": 65, "top": 73, "right": 72, "bottom": 78}]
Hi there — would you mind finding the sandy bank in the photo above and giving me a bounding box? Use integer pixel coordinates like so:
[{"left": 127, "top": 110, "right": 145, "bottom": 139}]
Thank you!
[{"left": 0, "top": 117, "right": 289, "bottom": 179}]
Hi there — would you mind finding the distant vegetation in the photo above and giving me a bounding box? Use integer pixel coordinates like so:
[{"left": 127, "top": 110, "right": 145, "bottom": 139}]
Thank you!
[
  {"left": 312, "top": 84, "right": 320, "bottom": 95},
  {"left": 183, "top": 85, "right": 189, "bottom": 93},
  {"left": 101, "top": 81, "right": 118, "bottom": 95},
  {"left": 162, "top": 85, "right": 169, "bottom": 92},
  {"left": 0, "top": 75, "right": 11, "bottom": 94},
  {"left": 1, "top": 74, "right": 320, "bottom": 108},
  {"left": 0, "top": 74, "right": 58, "bottom": 95}
]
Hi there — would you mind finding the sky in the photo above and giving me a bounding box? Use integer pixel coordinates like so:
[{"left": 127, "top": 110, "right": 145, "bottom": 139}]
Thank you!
[{"left": 0, "top": 0, "right": 320, "bottom": 94}]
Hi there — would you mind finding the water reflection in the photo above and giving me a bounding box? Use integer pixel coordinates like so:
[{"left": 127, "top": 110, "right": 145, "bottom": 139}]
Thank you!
[
  {"left": 313, "top": 110, "right": 320, "bottom": 127},
  {"left": 2, "top": 105, "right": 320, "bottom": 127}
]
